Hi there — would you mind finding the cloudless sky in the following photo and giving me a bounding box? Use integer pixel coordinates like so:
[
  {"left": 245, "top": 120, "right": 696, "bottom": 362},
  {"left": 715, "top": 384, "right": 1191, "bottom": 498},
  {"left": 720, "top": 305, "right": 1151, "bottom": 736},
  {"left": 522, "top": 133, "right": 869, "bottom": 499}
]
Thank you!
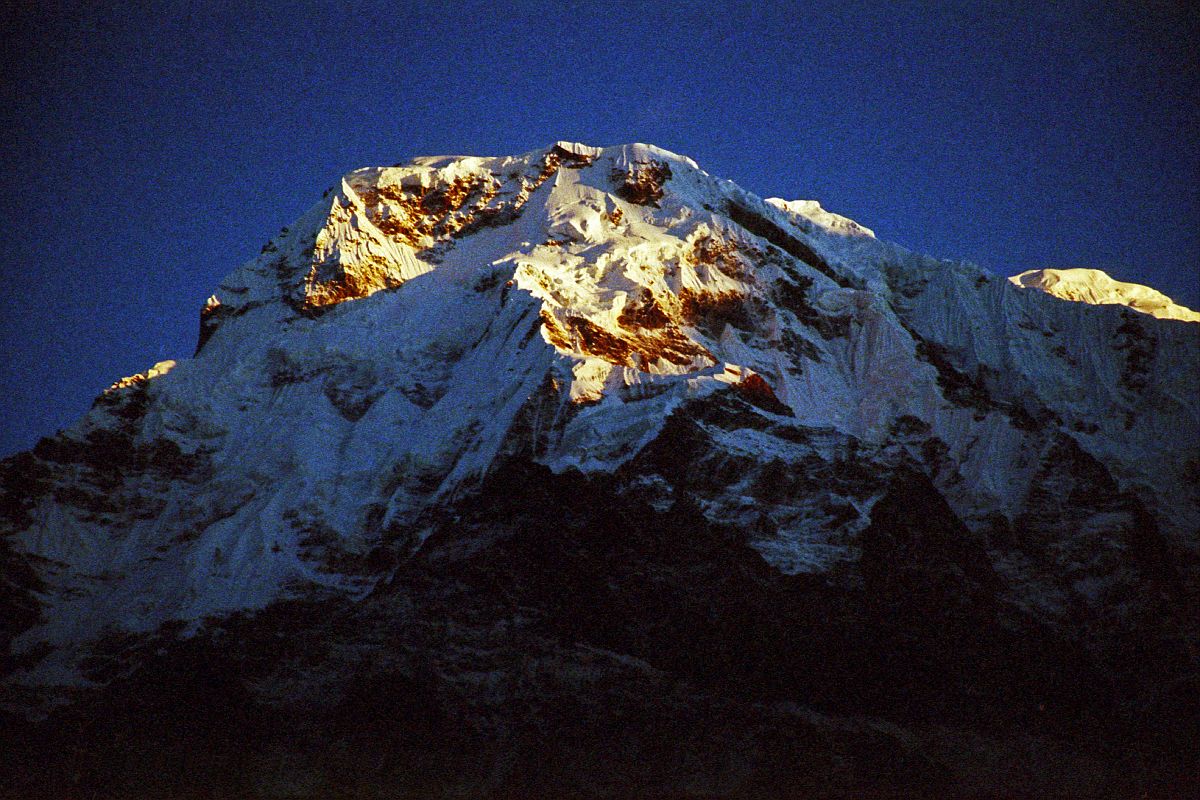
[{"left": 1, "top": 0, "right": 1197, "bottom": 457}]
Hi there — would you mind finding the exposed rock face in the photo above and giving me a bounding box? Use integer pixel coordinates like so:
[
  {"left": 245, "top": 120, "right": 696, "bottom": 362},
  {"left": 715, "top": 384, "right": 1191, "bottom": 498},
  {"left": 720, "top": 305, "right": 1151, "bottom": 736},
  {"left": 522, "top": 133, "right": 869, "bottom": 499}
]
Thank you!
[{"left": 2, "top": 141, "right": 1198, "bottom": 798}]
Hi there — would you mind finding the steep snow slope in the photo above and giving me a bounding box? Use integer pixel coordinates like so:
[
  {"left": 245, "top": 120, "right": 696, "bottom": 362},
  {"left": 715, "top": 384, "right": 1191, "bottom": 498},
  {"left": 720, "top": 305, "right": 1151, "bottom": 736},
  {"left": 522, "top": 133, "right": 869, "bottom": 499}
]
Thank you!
[
  {"left": 1011, "top": 267, "right": 1200, "bottom": 322},
  {"left": 3, "top": 141, "right": 1198, "bottom": 688}
]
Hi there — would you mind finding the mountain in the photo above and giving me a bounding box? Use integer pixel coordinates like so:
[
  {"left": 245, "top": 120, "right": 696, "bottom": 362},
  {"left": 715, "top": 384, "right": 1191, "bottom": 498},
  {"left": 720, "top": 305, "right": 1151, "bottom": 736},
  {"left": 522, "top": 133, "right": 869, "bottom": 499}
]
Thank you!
[
  {"left": 1011, "top": 267, "right": 1200, "bottom": 322},
  {"left": 3, "top": 142, "right": 1198, "bottom": 798}
]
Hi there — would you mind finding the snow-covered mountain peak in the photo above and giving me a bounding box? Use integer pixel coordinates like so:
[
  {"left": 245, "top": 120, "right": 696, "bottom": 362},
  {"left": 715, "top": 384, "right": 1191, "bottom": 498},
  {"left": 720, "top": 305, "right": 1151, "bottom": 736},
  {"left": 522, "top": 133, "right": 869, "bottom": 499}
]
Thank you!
[
  {"left": 6, "top": 140, "right": 1199, "bottom": 797},
  {"left": 766, "top": 197, "right": 875, "bottom": 238},
  {"left": 5, "top": 141, "right": 1199, "bottom": 693},
  {"left": 1010, "top": 267, "right": 1200, "bottom": 322}
]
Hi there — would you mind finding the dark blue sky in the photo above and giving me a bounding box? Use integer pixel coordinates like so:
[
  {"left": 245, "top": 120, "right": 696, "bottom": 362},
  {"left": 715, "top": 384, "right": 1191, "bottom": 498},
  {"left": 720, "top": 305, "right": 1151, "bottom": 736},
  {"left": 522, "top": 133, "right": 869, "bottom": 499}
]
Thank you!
[{"left": 2, "top": 0, "right": 1197, "bottom": 457}]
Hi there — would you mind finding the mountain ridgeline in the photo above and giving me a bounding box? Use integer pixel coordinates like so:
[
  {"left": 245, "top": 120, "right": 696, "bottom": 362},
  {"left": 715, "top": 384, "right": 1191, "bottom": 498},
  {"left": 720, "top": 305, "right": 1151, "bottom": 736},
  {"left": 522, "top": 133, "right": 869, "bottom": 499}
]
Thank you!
[{"left": 2, "top": 142, "right": 1198, "bottom": 798}]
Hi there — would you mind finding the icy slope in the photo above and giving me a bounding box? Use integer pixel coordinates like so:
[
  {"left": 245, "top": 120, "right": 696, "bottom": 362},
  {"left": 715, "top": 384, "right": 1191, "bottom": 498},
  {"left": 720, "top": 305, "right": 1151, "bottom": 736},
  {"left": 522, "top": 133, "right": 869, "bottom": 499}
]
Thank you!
[
  {"left": 3, "top": 141, "right": 1198, "bottom": 686},
  {"left": 1010, "top": 267, "right": 1200, "bottom": 322}
]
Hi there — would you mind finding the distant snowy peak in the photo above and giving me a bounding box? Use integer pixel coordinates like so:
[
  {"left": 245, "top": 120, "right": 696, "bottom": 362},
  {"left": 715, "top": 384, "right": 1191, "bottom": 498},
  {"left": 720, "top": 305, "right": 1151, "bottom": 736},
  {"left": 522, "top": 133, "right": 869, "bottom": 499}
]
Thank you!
[
  {"left": 1009, "top": 267, "right": 1200, "bottom": 322},
  {"left": 765, "top": 198, "right": 875, "bottom": 238}
]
